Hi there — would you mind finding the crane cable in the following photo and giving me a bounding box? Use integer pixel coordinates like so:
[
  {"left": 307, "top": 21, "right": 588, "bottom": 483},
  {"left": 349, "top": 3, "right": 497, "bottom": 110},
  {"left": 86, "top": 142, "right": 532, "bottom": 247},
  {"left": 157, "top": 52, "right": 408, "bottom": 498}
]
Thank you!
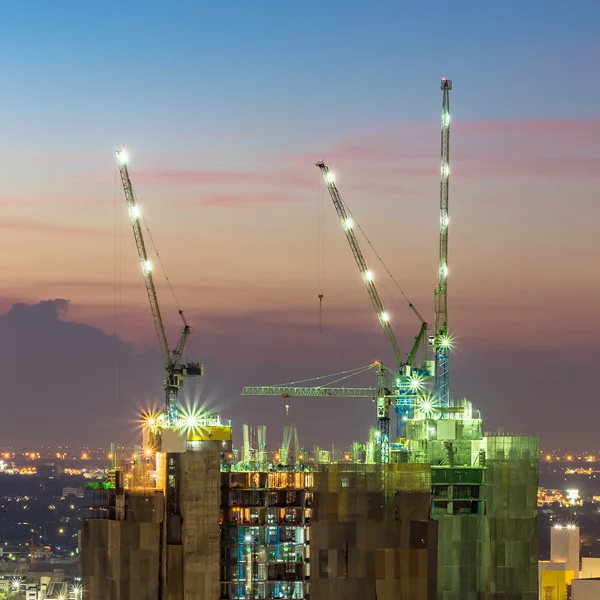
[
  {"left": 271, "top": 363, "right": 376, "bottom": 388},
  {"left": 139, "top": 212, "right": 182, "bottom": 313},
  {"left": 340, "top": 197, "right": 426, "bottom": 324},
  {"left": 128, "top": 186, "right": 190, "bottom": 360},
  {"left": 112, "top": 168, "right": 122, "bottom": 413},
  {"left": 317, "top": 180, "right": 324, "bottom": 332}
]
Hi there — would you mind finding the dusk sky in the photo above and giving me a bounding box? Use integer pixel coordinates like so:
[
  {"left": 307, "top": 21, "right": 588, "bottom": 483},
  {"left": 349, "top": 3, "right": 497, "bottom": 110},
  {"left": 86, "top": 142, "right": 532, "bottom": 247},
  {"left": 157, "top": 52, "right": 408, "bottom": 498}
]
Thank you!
[{"left": 0, "top": 2, "right": 598, "bottom": 451}]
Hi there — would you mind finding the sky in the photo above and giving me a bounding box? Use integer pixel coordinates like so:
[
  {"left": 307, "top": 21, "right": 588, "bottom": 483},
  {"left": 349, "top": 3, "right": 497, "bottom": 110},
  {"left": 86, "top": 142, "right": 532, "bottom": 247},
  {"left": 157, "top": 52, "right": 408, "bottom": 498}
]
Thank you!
[{"left": 0, "top": 1, "right": 598, "bottom": 451}]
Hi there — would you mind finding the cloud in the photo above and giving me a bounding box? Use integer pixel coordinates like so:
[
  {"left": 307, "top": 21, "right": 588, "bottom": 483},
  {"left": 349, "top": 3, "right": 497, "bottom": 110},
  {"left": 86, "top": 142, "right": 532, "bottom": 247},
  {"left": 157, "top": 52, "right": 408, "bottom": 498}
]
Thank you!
[
  {"left": 454, "top": 155, "right": 599, "bottom": 179},
  {"left": 2, "top": 297, "right": 596, "bottom": 451},
  {"left": 454, "top": 118, "right": 600, "bottom": 141},
  {"left": 0, "top": 219, "right": 108, "bottom": 237},
  {"left": 194, "top": 192, "right": 307, "bottom": 208},
  {"left": 10, "top": 298, "right": 70, "bottom": 320},
  {"left": 316, "top": 118, "right": 600, "bottom": 180},
  {"left": 0, "top": 299, "right": 161, "bottom": 447},
  {"left": 136, "top": 168, "right": 315, "bottom": 190}
]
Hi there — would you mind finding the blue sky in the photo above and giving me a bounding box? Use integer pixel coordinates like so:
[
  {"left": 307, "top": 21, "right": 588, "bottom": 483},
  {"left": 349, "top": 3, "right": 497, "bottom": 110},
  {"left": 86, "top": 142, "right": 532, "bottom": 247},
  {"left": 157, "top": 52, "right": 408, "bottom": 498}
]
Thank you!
[{"left": 0, "top": 1, "right": 598, "bottom": 449}]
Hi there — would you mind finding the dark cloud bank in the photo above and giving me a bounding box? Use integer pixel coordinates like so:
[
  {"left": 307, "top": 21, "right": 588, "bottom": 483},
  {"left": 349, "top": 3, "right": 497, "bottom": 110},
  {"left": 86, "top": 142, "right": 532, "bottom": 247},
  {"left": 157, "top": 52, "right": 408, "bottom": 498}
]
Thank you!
[{"left": 0, "top": 299, "right": 597, "bottom": 451}]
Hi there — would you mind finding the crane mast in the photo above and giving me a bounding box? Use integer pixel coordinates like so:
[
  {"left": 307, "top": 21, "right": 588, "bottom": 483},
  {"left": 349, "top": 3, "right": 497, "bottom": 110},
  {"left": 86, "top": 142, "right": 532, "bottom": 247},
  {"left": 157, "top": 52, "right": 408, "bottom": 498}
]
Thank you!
[
  {"left": 115, "top": 149, "right": 202, "bottom": 426},
  {"left": 434, "top": 78, "right": 452, "bottom": 407}
]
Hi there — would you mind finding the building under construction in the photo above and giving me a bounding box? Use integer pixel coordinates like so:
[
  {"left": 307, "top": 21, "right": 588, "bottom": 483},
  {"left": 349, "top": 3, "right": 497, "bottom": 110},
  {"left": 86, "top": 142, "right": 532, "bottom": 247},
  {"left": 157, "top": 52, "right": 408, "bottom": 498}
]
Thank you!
[
  {"left": 81, "top": 405, "right": 538, "bottom": 600},
  {"left": 82, "top": 79, "right": 538, "bottom": 599}
]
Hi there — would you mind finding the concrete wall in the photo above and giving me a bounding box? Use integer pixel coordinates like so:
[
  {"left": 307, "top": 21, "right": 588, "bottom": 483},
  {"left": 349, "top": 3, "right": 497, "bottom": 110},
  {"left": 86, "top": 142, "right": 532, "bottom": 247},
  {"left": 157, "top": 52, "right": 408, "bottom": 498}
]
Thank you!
[
  {"left": 581, "top": 558, "right": 600, "bottom": 579},
  {"left": 180, "top": 448, "right": 221, "bottom": 600},
  {"left": 310, "top": 464, "right": 437, "bottom": 600},
  {"left": 571, "top": 579, "right": 600, "bottom": 600},
  {"left": 551, "top": 527, "right": 580, "bottom": 574},
  {"left": 81, "top": 518, "right": 161, "bottom": 600},
  {"left": 485, "top": 435, "right": 539, "bottom": 600}
]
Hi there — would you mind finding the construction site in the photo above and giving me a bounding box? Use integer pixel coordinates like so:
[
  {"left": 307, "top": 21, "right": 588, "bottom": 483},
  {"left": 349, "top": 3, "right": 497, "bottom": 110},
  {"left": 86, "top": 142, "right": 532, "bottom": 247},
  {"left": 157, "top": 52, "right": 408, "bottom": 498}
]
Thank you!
[{"left": 80, "top": 80, "right": 540, "bottom": 599}]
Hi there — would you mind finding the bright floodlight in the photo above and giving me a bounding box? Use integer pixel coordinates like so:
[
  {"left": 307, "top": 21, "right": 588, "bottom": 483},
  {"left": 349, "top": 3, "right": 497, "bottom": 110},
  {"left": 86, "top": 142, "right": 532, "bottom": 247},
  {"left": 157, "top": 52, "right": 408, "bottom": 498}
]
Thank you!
[
  {"left": 11, "top": 580, "right": 20, "bottom": 590},
  {"left": 244, "top": 534, "right": 252, "bottom": 543},
  {"left": 409, "top": 375, "right": 423, "bottom": 390},
  {"left": 440, "top": 335, "right": 452, "bottom": 349},
  {"left": 364, "top": 270, "right": 374, "bottom": 281},
  {"left": 142, "top": 260, "right": 153, "bottom": 274},
  {"left": 129, "top": 205, "right": 141, "bottom": 219},
  {"left": 440, "top": 265, "right": 448, "bottom": 277},
  {"left": 344, "top": 218, "right": 353, "bottom": 229},
  {"left": 381, "top": 312, "right": 390, "bottom": 322},
  {"left": 326, "top": 172, "right": 335, "bottom": 183},
  {"left": 116, "top": 148, "right": 128, "bottom": 165},
  {"left": 141, "top": 410, "right": 161, "bottom": 429}
]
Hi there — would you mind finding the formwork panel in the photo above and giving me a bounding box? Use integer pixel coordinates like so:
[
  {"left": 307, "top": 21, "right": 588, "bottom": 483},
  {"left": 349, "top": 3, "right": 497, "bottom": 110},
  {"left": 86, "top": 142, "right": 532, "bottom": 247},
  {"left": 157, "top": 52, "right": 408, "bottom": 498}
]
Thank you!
[
  {"left": 81, "top": 518, "right": 161, "bottom": 600},
  {"left": 310, "top": 464, "right": 436, "bottom": 600}
]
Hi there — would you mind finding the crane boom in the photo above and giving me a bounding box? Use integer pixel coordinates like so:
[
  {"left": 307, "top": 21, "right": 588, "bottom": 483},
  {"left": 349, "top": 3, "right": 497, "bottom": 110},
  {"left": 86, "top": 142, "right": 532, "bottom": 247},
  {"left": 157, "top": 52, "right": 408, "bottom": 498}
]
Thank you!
[
  {"left": 116, "top": 151, "right": 171, "bottom": 371},
  {"left": 115, "top": 149, "right": 202, "bottom": 426},
  {"left": 242, "top": 386, "right": 378, "bottom": 397},
  {"left": 434, "top": 79, "right": 452, "bottom": 407},
  {"left": 316, "top": 161, "right": 403, "bottom": 369}
]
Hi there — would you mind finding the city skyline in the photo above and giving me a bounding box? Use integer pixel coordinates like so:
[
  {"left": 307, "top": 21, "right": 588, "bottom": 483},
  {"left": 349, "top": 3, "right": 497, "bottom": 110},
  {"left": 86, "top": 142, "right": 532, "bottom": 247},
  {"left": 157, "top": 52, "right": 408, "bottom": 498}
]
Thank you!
[{"left": 0, "top": 1, "right": 598, "bottom": 450}]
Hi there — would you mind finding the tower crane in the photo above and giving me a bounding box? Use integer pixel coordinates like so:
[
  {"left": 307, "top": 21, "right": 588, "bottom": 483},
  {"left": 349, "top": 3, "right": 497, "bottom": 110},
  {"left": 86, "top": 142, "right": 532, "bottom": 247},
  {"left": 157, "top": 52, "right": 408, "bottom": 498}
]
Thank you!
[
  {"left": 434, "top": 79, "right": 452, "bottom": 407},
  {"left": 242, "top": 362, "right": 396, "bottom": 464},
  {"left": 115, "top": 148, "right": 203, "bottom": 426},
  {"left": 316, "top": 162, "right": 433, "bottom": 447}
]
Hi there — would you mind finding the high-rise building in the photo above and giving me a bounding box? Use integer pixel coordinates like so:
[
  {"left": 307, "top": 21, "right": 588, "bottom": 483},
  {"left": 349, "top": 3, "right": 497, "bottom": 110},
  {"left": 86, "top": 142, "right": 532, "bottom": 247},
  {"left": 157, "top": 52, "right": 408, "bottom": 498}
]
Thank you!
[{"left": 81, "top": 404, "right": 539, "bottom": 600}]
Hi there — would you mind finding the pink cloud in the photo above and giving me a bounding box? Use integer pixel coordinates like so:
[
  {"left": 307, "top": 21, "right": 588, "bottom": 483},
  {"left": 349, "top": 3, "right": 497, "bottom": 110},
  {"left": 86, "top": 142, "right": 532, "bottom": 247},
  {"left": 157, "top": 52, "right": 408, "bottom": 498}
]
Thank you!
[
  {"left": 0, "top": 219, "right": 108, "bottom": 236},
  {"left": 136, "top": 168, "right": 315, "bottom": 190},
  {"left": 319, "top": 118, "right": 600, "bottom": 180},
  {"left": 197, "top": 192, "right": 306, "bottom": 209},
  {"left": 128, "top": 118, "right": 598, "bottom": 203},
  {"left": 455, "top": 118, "right": 600, "bottom": 141},
  {"left": 454, "top": 155, "right": 599, "bottom": 179}
]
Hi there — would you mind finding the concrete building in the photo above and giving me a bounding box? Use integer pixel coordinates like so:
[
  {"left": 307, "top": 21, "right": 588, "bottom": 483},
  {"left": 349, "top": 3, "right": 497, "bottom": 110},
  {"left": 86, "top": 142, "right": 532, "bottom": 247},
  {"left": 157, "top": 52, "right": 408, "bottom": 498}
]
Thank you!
[
  {"left": 538, "top": 525, "right": 600, "bottom": 600},
  {"left": 81, "top": 404, "right": 539, "bottom": 600},
  {"left": 571, "top": 578, "right": 600, "bottom": 600},
  {"left": 405, "top": 400, "right": 539, "bottom": 600}
]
